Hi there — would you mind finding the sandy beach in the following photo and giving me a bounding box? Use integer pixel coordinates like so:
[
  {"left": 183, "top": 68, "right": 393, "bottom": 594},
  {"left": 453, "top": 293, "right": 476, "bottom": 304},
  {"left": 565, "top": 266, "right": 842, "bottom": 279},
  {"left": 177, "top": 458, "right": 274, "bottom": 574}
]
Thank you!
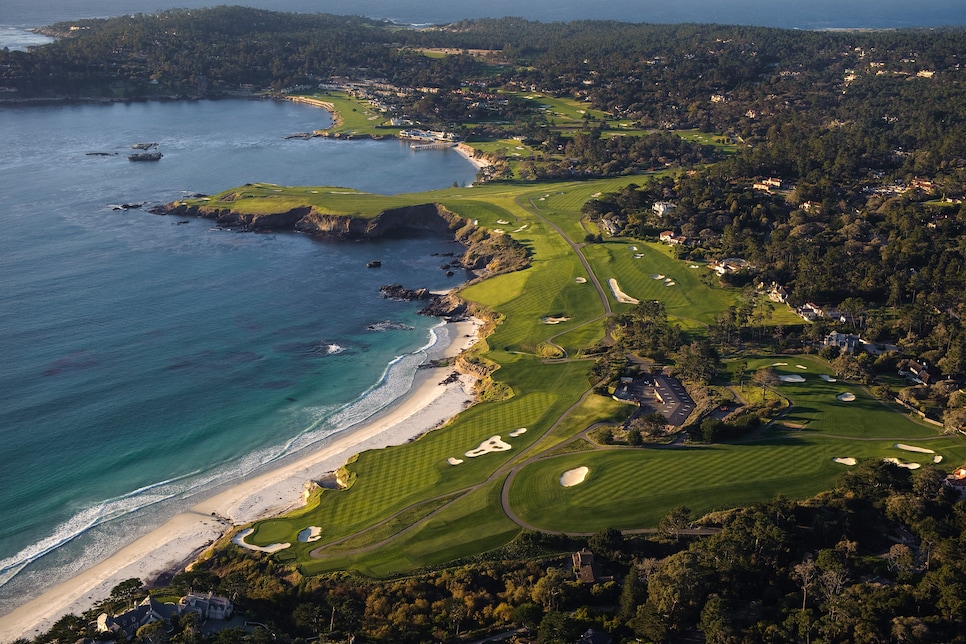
[{"left": 0, "top": 319, "right": 481, "bottom": 642}]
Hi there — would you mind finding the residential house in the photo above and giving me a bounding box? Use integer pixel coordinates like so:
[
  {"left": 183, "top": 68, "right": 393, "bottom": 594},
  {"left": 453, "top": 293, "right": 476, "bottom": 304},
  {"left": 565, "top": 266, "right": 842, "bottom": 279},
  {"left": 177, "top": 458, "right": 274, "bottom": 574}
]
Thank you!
[
  {"left": 796, "top": 302, "right": 824, "bottom": 321},
  {"left": 659, "top": 230, "right": 687, "bottom": 245},
  {"left": 652, "top": 201, "right": 677, "bottom": 216},
  {"left": 824, "top": 331, "right": 862, "bottom": 355},
  {"left": 753, "top": 177, "right": 784, "bottom": 193},
  {"left": 98, "top": 593, "right": 233, "bottom": 640},
  {"left": 945, "top": 468, "right": 966, "bottom": 497},
  {"left": 179, "top": 592, "right": 234, "bottom": 621},
  {"left": 899, "top": 360, "right": 935, "bottom": 385},
  {"left": 710, "top": 257, "right": 750, "bottom": 275},
  {"left": 572, "top": 548, "right": 599, "bottom": 584},
  {"left": 97, "top": 597, "right": 179, "bottom": 640},
  {"left": 577, "top": 629, "right": 613, "bottom": 644},
  {"left": 760, "top": 281, "right": 788, "bottom": 303}
]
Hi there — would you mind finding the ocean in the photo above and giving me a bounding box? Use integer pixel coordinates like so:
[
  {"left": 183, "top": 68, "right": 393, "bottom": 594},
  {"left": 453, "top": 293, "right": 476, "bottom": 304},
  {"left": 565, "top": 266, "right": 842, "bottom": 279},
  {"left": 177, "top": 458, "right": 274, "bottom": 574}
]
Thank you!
[
  {"left": 0, "top": 98, "right": 478, "bottom": 615},
  {"left": 1, "top": 0, "right": 964, "bottom": 49}
]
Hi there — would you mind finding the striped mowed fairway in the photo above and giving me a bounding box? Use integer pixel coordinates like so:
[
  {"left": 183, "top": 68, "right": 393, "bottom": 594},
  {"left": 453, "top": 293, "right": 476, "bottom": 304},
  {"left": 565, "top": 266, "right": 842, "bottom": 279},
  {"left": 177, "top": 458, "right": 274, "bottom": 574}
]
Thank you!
[
  {"left": 235, "top": 177, "right": 966, "bottom": 576},
  {"left": 508, "top": 354, "right": 966, "bottom": 533}
]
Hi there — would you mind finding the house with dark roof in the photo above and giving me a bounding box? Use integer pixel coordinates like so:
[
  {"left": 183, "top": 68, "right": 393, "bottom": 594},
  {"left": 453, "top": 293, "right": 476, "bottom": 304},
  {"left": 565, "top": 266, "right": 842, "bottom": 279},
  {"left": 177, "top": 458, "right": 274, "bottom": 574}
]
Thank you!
[
  {"left": 572, "top": 548, "right": 599, "bottom": 584},
  {"left": 97, "top": 597, "right": 179, "bottom": 640}
]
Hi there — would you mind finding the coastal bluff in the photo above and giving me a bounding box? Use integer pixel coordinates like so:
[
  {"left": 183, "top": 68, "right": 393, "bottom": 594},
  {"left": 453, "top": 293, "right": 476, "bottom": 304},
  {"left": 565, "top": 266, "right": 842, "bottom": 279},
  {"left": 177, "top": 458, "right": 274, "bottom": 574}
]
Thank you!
[
  {"left": 149, "top": 199, "right": 530, "bottom": 277},
  {"left": 150, "top": 201, "right": 460, "bottom": 237}
]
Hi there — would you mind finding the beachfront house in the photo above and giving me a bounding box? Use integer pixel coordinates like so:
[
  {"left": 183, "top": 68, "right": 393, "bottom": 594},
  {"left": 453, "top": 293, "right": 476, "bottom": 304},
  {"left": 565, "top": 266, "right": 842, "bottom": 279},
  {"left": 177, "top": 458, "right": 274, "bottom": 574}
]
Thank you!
[
  {"left": 97, "top": 592, "right": 233, "bottom": 639},
  {"left": 97, "top": 597, "right": 178, "bottom": 640}
]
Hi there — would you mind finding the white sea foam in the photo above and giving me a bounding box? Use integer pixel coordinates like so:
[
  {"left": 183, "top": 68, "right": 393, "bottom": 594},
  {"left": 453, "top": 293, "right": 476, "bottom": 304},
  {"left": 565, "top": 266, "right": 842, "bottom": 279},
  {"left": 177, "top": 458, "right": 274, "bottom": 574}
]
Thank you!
[{"left": 0, "top": 489, "right": 174, "bottom": 587}]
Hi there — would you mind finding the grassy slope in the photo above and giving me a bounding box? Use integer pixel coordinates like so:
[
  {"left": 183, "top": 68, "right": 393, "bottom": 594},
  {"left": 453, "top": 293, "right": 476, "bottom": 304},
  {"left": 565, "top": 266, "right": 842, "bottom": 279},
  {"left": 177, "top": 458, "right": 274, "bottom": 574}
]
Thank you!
[{"left": 230, "top": 176, "right": 964, "bottom": 577}]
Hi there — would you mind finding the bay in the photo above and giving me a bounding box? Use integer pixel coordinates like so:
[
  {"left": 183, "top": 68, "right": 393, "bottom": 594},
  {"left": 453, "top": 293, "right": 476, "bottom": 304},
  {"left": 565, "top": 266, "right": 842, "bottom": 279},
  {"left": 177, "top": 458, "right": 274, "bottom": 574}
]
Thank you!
[{"left": 0, "top": 98, "right": 477, "bottom": 614}]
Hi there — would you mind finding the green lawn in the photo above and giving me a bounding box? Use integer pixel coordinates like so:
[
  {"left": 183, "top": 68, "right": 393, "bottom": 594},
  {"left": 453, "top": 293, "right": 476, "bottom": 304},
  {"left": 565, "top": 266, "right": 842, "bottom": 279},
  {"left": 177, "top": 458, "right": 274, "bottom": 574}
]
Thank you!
[
  {"left": 233, "top": 175, "right": 966, "bottom": 576},
  {"left": 296, "top": 91, "right": 400, "bottom": 137},
  {"left": 583, "top": 240, "right": 740, "bottom": 329}
]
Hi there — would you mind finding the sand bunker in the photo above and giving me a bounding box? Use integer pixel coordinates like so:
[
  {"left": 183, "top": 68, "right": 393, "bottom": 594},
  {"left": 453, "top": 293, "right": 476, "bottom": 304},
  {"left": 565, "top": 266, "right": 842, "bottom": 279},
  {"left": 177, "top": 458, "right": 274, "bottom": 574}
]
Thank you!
[
  {"left": 895, "top": 443, "right": 935, "bottom": 454},
  {"left": 465, "top": 435, "right": 512, "bottom": 457},
  {"left": 447, "top": 457, "right": 464, "bottom": 465},
  {"left": 780, "top": 374, "right": 806, "bottom": 383},
  {"left": 509, "top": 428, "right": 527, "bottom": 437},
  {"left": 232, "top": 528, "right": 290, "bottom": 553},
  {"left": 634, "top": 254, "right": 643, "bottom": 259},
  {"left": 650, "top": 274, "right": 665, "bottom": 280},
  {"left": 772, "top": 362, "right": 788, "bottom": 366},
  {"left": 665, "top": 281, "right": 676, "bottom": 287},
  {"left": 630, "top": 246, "right": 638, "bottom": 251},
  {"left": 796, "top": 365, "right": 808, "bottom": 370},
  {"left": 542, "top": 316, "right": 571, "bottom": 324},
  {"left": 833, "top": 457, "right": 857, "bottom": 466},
  {"left": 690, "top": 264, "right": 700, "bottom": 269},
  {"left": 560, "top": 466, "right": 589, "bottom": 487},
  {"left": 513, "top": 225, "right": 529, "bottom": 232},
  {"left": 837, "top": 392, "right": 856, "bottom": 401},
  {"left": 820, "top": 374, "right": 837, "bottom": 382},
  {"left": 608, "top": 279, "right": 639, "bottom": 304},
  {"left": 298, "top": 526, "right": 322, "bottom": 543},
  {"left": 934, "top": 455, "right": 943, "bottom": 463},
  {"left": 575, "top": 277, "right": 587, "bottom": 283},
  {"left": 884, "top": 457, "right": 921, "bottom": 470},
  {"left": 496, "top": 220, "right": 510, "bottom": 224}
]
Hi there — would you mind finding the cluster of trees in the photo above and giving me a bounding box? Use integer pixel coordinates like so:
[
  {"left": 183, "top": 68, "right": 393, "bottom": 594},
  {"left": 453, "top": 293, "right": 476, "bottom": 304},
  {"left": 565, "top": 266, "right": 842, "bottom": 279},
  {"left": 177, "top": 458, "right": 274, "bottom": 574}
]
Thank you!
[{"left": 25, "top": 460, "right": 966, "bottom": 643}]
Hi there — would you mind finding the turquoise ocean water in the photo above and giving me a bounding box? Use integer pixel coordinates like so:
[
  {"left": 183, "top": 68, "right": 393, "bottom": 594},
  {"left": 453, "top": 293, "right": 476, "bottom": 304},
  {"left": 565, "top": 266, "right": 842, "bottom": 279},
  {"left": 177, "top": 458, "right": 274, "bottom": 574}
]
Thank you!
[{"left": 0, "top": 99, "right": 478, "bottom": 614}]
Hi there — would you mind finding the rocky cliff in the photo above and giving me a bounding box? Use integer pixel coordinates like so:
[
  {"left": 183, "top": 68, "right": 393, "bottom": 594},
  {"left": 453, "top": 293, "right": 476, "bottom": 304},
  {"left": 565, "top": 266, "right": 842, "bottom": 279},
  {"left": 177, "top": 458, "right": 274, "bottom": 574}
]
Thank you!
[{"left": 150, "top": 200, "right": 530, "bottom": 279}]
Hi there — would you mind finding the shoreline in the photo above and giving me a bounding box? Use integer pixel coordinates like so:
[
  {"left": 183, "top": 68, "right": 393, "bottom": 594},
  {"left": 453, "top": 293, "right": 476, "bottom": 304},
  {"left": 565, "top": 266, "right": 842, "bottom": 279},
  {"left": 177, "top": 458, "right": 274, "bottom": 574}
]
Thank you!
[{"left": 0, "top": 318, "right": 482, "bottom": 642}]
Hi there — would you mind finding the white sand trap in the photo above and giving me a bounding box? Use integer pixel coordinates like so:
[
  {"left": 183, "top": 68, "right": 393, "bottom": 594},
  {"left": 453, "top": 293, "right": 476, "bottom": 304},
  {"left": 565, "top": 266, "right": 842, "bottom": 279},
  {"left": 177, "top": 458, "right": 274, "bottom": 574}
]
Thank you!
[
  {"left": 837, "top": 392, "right": 856, "bottom": 401},
  {"left": 630, "top": 246, "right": 638, "bottom": 251},
  {"left": 690, "top": 264, "right": 700, "bottom": 269},
  {"left": 513, "top": 225, "right": 529, "bottom": 232},
  {"left": 634, "top": 254, "right": 643, "bottom": 259},
  {"left": 820, "top": 374, "right": 837, "bottom": 382},
  {"left": 895, "top": 443, "right": 935, "bottom": 454},
  {"left": 575, "top": 277, "right": 587, "bottom": 283},
  {"left": 608, "top": 278, "right": 639, "bottom": 304},
  {"left": 465, "top": 435, "right": 512, "bottom": 457},
  {"left": 772, "top": 362, "right": 788, "bottom": 366},
  {"left": 496, "top": 219, "right": 510, "bottom": 224},
  {"left": 666, "top": 281, "right": 676, "bottom": 287},
  {"left": 651, "top": 274, "right": 665, "bottom": 280},
  {"left": 560, "top": 466, "right": 589, "bottom": 487},
  {"left": 796, "top": 365, "right": 808, "bottom": 370},
  {"left": 542, "top": 316, "right": 571, "bottom": 324},
  {"left": 232, "top": 528, "right": 290, "bottom": 553},
  {"left": 509, "top": 427, "right": 527, "bottom": 437},
  {"left": 298, "top": 526, "right": 322, "bottom": 543},
  {"left": 934, "top": 455, "right": 943, "bottom": 463},
  {"left": 447, "top": 457, "right": 464, "bottom": 465},
  {"left": 884, "top": 457, "right": 921, "bottom": 470},
  {"left": 493, "top": 229, "right": 504, "bottom": 233},
  {"left": 833, "top": 457, "right": 857, "bottom": 466},
  {"left": 780, "top": 374, "right": 806, "bottom": 383}
]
